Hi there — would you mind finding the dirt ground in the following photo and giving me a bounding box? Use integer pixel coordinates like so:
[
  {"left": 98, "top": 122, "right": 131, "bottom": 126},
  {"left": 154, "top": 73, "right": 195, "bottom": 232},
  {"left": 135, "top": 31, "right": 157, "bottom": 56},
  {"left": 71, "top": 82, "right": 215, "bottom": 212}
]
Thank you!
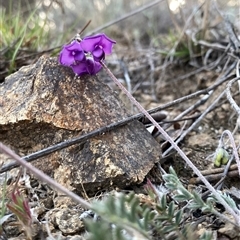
[
  {"left": 1, "top": 1, "right": 240, "bottom": 239},
  {"left": 1, "top": 41, "right": 240, "bottom": 239}
]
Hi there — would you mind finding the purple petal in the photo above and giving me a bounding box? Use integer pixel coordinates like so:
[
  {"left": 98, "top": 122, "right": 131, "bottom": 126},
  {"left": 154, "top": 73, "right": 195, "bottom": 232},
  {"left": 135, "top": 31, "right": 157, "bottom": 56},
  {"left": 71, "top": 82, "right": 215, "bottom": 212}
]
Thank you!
[
  {"left": 66, "top": 41, "right": 85, "bottom": 61},
  {"left": 97, "top": 33, "right": 116, "bottom": 54},
  {"left": 92, "top": 61, "right": 102, "bottom": 74},
  {"left": 80, "top": 35, "right": 102, "bottom": 52},
  {"left": 65, "top": 40, "right": 82, "bottom": 51},
  {"left": 85, "top": 58, "right": 102, "bottom": 75},
  {"left": 74, "top": 51, "right": 86, "bottom": 61},
  {"left": 85, "top": 58, "right": 95, "bottom": 74},
  {"left": 59, "top": 40, "right": 85, "bottom": 66},
  {"left": 71, "top": 62, "right": 88, "bottom": 75},
  {"left": 92, "top": 46, "right": 105, "bottom": 62},
  {"left": 81, "top": 33, "right": 116, "bottom": 55},
  {"left": 59, "top": 48, "right": 75, "bottom": 66}
]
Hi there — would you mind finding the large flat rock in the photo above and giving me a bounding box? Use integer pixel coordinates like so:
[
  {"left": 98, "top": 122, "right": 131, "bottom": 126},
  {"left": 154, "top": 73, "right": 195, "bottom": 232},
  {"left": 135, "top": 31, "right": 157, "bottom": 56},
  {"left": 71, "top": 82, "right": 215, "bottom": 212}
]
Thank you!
[{"left": 0, "top": 56, "right": 161, "bottom": 195}]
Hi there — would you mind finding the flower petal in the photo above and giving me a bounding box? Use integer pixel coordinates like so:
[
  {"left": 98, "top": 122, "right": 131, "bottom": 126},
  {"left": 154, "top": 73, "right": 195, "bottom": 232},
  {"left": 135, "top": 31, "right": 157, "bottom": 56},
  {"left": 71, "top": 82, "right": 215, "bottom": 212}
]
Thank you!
[
  {"left": 66, "top": 40, "right": 82, "bottom": 51},
  {"left": 74, "top": 50, "right": 86, "bottom": 61},
  {"left": 81, "top": 33, "right": 116, "bottom": 55},
  {"left": 80, "top": 35, "right": 102, "bottom": 52},
  {"left": 71, "top": 62, "right": 88, "bottom": 75},
  {"left": 59, "top": 48, "right": 75, "bottom": 66},
  {"left": 59, "top": 40, "right": 85, "bottom": 66},
  {"left": 92, "top": 46, "right": 105, "bottom": 62},
  {"left": 59, "top": 34, "right": 115, "bottom": 76},
  {"left": 92, "top": 61, "right": 102, "bottom": 74},
  {"left": 97, "top": 33, "right": 116, "bottom": 54},
  {"left": 85, "top": 58, "right": 102, "bottom": 75}
]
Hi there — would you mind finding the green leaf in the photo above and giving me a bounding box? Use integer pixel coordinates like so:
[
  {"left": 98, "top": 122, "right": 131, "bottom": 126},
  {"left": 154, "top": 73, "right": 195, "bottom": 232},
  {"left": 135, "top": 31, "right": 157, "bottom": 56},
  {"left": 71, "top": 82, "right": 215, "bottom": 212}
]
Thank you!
[
  {"left": 91, "top": 193, "right": 150, "bottom": 238},
  {"left": 160, "top": 195, "right": 167, "bottom": 210},
  {"left": 161, "top": 225, "right": 176, "bottom": 234},
  {"left": 142, "top": 207, "right": 155, "bottom": 229},
  {"left": 174, "top": 194, "right": 189, "bottom": 202},
  {"left": 175, "top": 210, "right": 182, "bottom": 225},
  {"left": 178, "top": 187, "right": 193, "bottom": 200},
  {"left": 164, "top": 183, "right": 177, "bottom": 190},
  {"left": 129, "top": 196, "right": 140, "bottom": 222},
  {"left": 156, "top": 215, "right": 170, "bottom": 221},
  {"left": 168, "top": 202, "right": 175, "bottom": 218},
  {"left": 192, "top": 191, "right": 205, "bottom": 206},
  {"left": 85, "top": 219, "right": 127, "bottom": 240},
  {"left": 199, "top": 230, "right": 213, "bottom": 240}
]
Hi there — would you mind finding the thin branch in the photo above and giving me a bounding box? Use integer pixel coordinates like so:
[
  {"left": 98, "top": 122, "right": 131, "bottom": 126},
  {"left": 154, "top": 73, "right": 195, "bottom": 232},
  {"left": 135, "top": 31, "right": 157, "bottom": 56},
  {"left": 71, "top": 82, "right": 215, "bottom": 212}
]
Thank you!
[
  {"left": 100, "top": 61, "right": 240, "bottom": 225},
  {"left": 190, "top": 170, "right": 239, "bottom": 184},
  {"left": 201, "top": 0, "right": 210, "bottom": 40},
  {"left": 226, "top": 77, "right": 240, "bottom": 116},
  {"left": 199, "top": 163, "right": 238, "bottom": 176},
  {"left": 162, "top": 76, "right": 240, "bottom": 158},
  {"left": 220, "top": 130, "right": 240, "bottom": 178},
  {"left": 1, "top": 74, "right": 229, "bottom": 174},
  {"left": 86, "top": 0, "right": 164, "bottom": 36},
  {"left": 0, "top": 143, "right": 91, "bottom": 209}
]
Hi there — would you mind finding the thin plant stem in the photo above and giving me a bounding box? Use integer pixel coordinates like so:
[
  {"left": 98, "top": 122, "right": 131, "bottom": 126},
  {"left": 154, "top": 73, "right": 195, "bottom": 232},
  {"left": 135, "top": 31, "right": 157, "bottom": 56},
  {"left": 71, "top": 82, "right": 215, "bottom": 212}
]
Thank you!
[
  {"left": 163, "top": 89, "right": 225, "bottom": 157},
  {"left": 0, "top": 143, "right": 91, "bottom": 210},
  {"left": 86, "top": 0, "right": 164, "bottom": 36},
  {"left": 100, "top": 61, "right": 240, "bottom": 225},
  {"left": 220, "top": 130, "right": 240, "bottom": 177},
  {"left": 226, "top": 77, "right": 240, "bottom": 115},
  {"left": 163, "top": 75, "right": 240, "bottom": 157},
  {"left": 79, "top": 20, "right": 92, "bottom": 35}
]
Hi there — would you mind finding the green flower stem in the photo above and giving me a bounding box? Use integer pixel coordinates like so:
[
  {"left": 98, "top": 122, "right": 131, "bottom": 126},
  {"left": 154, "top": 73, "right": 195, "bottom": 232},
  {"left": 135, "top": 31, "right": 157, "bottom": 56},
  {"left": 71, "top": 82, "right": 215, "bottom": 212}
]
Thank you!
[{"left": 100, "top": 61, "right": 240, "bottom": 226}]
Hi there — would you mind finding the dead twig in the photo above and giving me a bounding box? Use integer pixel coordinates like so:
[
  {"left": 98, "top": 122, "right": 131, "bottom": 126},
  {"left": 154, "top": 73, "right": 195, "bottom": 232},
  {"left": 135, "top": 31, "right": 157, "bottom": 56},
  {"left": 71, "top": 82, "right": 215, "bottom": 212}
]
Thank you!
[
  {"left": 0, "top": 143, "right": 91, "bottom": 209},
  {"left": 226, "top": 77, "right": 240, "bottom": 116},
  {"left": 190, "top": 169, "right": 239, "bottom": 184},
  {"left": 162, "top": 89, "right": 225, "bottom": 158},
  {"left": 200, "top": 163, "right": 238, "bottom": 176},
  {"left": 101, "top": 61, "right": 240, "bottom": 226},
  {"left": 1, "top": 74, "right": 230, "bottom": 174},
  {"left": 220, "top": 130, "right": 240, "bottom": 178},
  {"left": 162, "top": 74, "right": 239, "bottom": 158},
  {"left": 86, "top": 0, "right": 164, "bottom": 36},
  {"left": 201, "top": 0, "right": 210, "bottom": 40}
]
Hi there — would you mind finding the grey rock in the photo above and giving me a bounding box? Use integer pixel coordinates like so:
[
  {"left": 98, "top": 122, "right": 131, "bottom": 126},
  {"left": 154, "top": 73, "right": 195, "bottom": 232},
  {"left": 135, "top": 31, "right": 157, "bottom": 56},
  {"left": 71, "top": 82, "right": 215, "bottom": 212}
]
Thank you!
[{"left": 0, "top": 56, "right": 161, "bottom": 195}]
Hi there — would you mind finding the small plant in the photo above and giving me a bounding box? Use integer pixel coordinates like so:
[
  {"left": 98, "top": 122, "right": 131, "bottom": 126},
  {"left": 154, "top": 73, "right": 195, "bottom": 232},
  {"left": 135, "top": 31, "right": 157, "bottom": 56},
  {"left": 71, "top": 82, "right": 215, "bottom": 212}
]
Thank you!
[
  {"left": 213, "top": 147, "right": 229, "bottom": 167},
  {"left": 83, "top": 169, "right": 216, "bottom": 240},
  {"left": 7, "top": 189, "right": 33, "bottom": 240},
  {"left": 0, "top": 3, "right": 50, "bottom": 76},
  {"left": 163, "top": 167, "right": 239, "bottom": 226},
  {"left": 57, "top": 30, "right": 240, "bottom": 238},
  {"left": 83, "top": 166, "right": 240, "bottom": 239},
  {"left": 154, "top": 30, "right": 191, "bottom": 59},
  {"left": 85, "top": 192, "right": 154, "bottom": 240}
]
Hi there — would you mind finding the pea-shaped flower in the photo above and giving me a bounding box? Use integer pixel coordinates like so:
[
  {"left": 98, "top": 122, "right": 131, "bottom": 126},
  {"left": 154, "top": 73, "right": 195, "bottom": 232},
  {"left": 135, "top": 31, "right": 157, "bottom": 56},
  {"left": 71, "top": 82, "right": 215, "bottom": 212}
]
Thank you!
[
  {"left": 59, "top": 40, "right": 85, "bottom": 66},
  {"left": 80, "top": 33, "right": 116, "bottom": 62},
  {"left": 59, "top": 33, "right": 116, "bottom": 76}
]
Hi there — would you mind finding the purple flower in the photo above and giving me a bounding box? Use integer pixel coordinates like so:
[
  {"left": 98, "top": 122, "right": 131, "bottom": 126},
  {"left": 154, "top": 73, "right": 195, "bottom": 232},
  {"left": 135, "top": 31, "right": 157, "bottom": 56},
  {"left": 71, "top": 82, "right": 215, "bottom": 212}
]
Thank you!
[
  {"left": 80, "top": 33, "right": 116, "bottom": 62},
  {"left": 59, "top": 40, "right": 85, "bottom": 66},
  {"left": 58, "top": 33, "right": 116, "bottom": 76},
  {"left": 71, "top": 55, "right": 102, "bottom": 75}
]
